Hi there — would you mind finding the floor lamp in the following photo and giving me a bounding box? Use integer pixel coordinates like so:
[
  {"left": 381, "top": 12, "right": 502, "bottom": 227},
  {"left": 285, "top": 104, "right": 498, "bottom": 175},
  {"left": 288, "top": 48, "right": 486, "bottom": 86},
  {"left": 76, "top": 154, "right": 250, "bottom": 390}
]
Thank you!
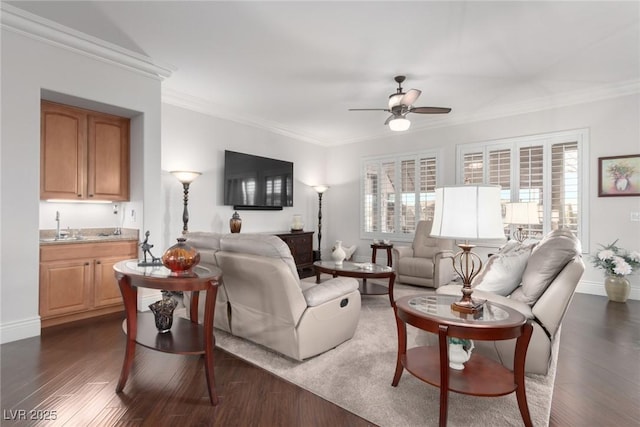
[
  {"left": 504, "top": 202, "right": 540, "bottom": 242},
  {"left": 170, "top": 171, "right": 201, "bottom": 234},
  {"left": 430, "top": 185, "right": 505, "bottom": 313},
  {"left": 312, "top": 185, "right": 329, "bottom": 260}
]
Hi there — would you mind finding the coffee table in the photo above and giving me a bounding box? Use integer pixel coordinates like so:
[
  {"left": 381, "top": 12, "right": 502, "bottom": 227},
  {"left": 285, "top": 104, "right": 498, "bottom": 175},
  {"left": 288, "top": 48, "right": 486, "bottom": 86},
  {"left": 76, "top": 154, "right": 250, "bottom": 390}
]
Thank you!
[
  {"left": 113, "top": 260, "right": 222, "bottom": 405},
  {"left": 313, "top": 260, "right": 396, "bottom": 306},
  {"left": 392, "top": 294, "right": 534, "bottom": 427}
]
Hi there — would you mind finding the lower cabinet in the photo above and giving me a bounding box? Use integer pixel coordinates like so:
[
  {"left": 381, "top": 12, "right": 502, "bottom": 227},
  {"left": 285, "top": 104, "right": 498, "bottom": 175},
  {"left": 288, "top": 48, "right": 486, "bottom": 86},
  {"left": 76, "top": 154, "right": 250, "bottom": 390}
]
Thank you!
[
  {"left": 275, "top": 231, "right": 314, "bottom": 270},
  {"left": 39, "top": 240, "right": 137, "bottom": 327}
]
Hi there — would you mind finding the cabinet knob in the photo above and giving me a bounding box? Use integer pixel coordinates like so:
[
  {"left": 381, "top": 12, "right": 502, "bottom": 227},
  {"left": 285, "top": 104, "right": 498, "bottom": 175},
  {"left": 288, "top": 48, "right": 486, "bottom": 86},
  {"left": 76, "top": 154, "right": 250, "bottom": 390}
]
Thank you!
[
  {"left": 84, "top": 262, "right": 90, "bottom": 266},
  {"left": 77, "top": 194, "right": 82, "bottom": 197},
  {"left": 89, "top": 194, "right": 94, "bottom": 197},
  {"left": 96, "top": 260, "right": 101, "bottom": 264}
]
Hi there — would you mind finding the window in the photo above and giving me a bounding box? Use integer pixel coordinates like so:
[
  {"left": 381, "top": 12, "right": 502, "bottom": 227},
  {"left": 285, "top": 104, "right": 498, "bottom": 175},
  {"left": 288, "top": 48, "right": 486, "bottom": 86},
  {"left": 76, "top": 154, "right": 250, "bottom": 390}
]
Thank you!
[
  {"left": 362, "top": 152, "right": 440, "bottom": 240},
  {"left": 457, "top": 129, "right": 589, "bottom": 251}
]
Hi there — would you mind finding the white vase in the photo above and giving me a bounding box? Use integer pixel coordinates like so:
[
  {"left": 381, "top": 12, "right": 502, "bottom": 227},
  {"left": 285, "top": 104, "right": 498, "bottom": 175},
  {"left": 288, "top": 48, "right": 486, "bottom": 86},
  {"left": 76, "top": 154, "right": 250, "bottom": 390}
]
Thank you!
[
  {"left": 448, "top": 340, "right": 474, "bottom": 370},
  {"left": 331, "top": 240, "right": 346, "bottom": 265}
]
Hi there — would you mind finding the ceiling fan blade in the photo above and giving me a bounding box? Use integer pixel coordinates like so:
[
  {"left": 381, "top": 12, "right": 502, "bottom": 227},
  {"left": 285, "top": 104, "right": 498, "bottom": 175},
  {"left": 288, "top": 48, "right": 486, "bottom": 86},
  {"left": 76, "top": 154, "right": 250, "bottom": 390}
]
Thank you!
[
  {"left": 348, "top": 108, "right": 391, "bottom": 112},
  {"left": 410, "top": 106, "right": 452, "bottom": 114},
  {"left": 384, "top": 115, "right": 395, "bottom": 125},
  {"left": 401, "top": 89, "right": 421, "bottom": 106}
]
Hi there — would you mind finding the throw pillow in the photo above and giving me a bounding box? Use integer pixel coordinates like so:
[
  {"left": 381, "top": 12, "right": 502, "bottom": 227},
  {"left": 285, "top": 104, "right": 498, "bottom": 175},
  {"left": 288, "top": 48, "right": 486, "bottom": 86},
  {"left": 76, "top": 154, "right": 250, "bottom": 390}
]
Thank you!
[
  {"left": 471, "top": 243, "right": 535, "bottom": 296},
  {"left": 511, "top": 229, "right": 581, "bottom": 305}
]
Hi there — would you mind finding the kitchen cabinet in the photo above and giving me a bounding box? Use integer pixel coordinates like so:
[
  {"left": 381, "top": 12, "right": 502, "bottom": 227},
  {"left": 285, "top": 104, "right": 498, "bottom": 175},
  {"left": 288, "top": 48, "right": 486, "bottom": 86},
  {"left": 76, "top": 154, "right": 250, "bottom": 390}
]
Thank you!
[
  {"left": 39, "top": 240, "right": 138, "bottom": 327},
  {"left": 40, "top": 101, "right": 130, "bottom": 201}
]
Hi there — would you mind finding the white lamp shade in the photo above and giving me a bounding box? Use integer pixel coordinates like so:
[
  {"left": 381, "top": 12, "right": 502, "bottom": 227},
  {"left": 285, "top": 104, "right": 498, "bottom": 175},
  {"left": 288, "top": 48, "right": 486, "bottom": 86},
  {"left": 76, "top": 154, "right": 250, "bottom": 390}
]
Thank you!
[
  {"left": 431, "top": 185, "right": 505, "bottom": 240},
  {"left": 312, "top": 185, "right": 329, "bottom": 194},
  {"left": 388, "top": 117, "right": 411, "bottom": 131},
  {"left": 504, "top": 202, "right": 540, "bottom": 225},
  {"left": 170, "top": 171, "right": 201, "bottom": 184}
]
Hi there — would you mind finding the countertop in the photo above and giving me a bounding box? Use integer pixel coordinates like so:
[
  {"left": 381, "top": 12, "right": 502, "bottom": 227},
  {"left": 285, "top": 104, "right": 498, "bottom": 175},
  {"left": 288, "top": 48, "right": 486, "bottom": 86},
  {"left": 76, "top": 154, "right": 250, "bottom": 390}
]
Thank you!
[{"left": 40, "top": 228, "right": 139, "bottom": 245}]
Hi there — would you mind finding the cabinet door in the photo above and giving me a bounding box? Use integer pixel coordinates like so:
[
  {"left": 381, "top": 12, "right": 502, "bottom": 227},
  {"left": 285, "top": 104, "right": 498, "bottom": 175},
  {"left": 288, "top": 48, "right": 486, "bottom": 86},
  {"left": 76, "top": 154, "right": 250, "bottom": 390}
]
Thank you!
[
  {"left": 87, "top": 113, "right": 130, "bottom": 201},
  {"left": 39, "top": 259, "right": 92, "bottom": 318},
  {"left": 94, "top": 255, "right": 130, "bottom": 308},
  {"left": 40, "top": 101, "right": 87, "bottom": 200}
]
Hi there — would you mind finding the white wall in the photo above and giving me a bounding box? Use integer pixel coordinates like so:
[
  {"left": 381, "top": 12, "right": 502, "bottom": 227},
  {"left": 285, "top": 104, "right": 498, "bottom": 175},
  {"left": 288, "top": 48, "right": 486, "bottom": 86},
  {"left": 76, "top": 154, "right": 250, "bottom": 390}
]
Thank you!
[
  {"left": 160, "top": 104, "right": 327, "bottom": 246},
  {"left": 324, "top": 94, "right": 640, "bottom": 298},
  {"left": 0, "top": 28, "right": 162, "bottom": 343}
]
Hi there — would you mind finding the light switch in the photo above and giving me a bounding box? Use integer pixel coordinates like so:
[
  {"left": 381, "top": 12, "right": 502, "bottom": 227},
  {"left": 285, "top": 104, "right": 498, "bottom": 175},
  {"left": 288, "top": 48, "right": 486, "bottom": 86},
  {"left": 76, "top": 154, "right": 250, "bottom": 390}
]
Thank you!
[{"left": 631, "top": 212, "right": 640, "bottom": 222}]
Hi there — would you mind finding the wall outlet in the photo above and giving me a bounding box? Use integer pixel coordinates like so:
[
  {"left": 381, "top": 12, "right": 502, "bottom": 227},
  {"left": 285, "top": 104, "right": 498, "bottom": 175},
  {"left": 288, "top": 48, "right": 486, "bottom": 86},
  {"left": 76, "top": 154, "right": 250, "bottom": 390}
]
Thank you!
[
  {"left": 130, "top": 209, "right": 136, "bottom": 223},
  {"left": 631, "top": 211, "right": 640, "bottom": 222}
]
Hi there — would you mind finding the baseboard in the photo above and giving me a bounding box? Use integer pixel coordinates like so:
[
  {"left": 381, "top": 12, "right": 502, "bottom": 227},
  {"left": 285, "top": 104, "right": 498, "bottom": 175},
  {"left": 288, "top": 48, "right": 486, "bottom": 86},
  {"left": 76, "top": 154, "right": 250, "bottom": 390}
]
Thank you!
[
  {"left": 0, "top": 316, "right": 41, "bottom": 344},
  {"left": 576, "top": 279, "right": 639, "bottom": 300}
]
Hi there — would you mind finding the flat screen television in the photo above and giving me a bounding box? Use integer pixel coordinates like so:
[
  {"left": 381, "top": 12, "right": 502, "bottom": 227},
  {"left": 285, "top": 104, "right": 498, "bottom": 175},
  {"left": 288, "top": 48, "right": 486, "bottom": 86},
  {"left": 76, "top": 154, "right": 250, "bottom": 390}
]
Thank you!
[{"left": 224, "top": 150, "right": 293, "bottom": 210}]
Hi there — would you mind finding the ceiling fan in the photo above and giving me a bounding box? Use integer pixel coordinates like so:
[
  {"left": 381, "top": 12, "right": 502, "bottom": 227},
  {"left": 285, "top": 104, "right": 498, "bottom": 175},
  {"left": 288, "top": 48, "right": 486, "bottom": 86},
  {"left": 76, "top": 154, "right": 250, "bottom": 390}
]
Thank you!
[{"left": 349, "top": 75, "right": 451, "bottom": 131}]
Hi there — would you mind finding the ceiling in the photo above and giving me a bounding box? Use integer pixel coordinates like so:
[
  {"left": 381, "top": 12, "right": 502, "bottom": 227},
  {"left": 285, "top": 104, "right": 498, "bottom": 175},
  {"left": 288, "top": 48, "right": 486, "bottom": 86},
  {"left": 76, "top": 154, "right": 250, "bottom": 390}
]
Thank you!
[{"left": 6, "top": 1, "right": 640, "bottom": 146}]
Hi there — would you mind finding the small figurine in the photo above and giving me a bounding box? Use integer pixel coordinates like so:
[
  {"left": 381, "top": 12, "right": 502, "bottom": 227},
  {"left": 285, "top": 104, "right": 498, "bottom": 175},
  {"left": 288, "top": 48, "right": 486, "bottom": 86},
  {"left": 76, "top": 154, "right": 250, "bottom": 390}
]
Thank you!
[{"left": 138, "top": 230, "right": 163, "bottom": 266}]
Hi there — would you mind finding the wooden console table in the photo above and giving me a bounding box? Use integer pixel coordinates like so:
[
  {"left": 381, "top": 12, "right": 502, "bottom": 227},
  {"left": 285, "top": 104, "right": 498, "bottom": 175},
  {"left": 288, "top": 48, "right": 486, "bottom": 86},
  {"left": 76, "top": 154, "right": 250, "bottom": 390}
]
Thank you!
[
  {"left": 113, "top": 260, "right": 222, "bottom": 405},
  {"left": 393, "top": 294, "right": 533, "bottom": 427}
]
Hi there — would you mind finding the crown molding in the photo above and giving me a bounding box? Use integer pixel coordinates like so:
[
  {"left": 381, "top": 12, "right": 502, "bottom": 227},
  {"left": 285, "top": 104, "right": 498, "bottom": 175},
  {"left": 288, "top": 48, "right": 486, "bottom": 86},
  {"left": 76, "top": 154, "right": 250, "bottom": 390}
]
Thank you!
[
  {"left": 161, "top": 87, "right": 325, "bottom": 146},
  {"left": 0, "top": 3, "right": 174, "bottom": 80},
  {"left": 164, "top": 79, "right": 640, "bottom": 147}
]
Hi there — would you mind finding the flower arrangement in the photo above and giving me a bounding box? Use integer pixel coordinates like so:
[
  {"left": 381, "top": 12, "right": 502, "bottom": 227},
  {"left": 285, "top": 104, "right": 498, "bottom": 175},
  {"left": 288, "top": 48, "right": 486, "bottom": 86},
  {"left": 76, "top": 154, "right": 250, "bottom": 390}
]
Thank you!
[
  {"left": 448, "top": 337, "right": 472, "bottom": 350},
  {"left": 591, "top": 240, "right": 640, "bottom": 277},
  {"left": 607, "top": 161, "right": 636, "bottom": 181}
]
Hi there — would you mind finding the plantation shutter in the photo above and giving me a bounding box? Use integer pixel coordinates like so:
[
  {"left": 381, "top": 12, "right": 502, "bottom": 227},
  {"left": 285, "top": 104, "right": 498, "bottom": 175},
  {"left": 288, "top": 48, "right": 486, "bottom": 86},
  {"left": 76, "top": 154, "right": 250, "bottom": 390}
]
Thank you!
[
  {"left": 463, "top": 152, "right": 484, "bottom": 184},
  {"left": 519, "top": 145, "right": 544, "bottom": 237},
  {"left": 400, "top": 159, "right": 416, "bottom": 233},
  {"left": 551, "top": 142, "right": 579, "bottom": 233},
  {"left": 420, "top": 156, "right": 437, "bottom": 221},
  {"left": 362, "top": 151, "right": 439, "bottom": 237}
]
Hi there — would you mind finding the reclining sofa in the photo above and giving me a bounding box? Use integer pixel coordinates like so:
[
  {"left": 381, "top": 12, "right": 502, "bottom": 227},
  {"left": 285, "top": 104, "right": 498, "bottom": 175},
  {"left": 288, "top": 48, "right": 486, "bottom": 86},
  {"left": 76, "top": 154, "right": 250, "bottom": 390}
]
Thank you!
[
  {"left": 436, "top": 229, "right": 585, "bottom": 375},
  {"left": 182, "top": 232, "right": 361, "bottom": 361}
]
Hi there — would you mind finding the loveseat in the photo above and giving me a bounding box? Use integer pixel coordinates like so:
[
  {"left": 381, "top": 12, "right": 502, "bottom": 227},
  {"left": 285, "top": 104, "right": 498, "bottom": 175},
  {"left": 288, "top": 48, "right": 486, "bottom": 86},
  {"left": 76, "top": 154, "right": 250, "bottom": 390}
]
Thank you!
[
  {"left": 436, "top": 229, "right": 584, "bottom": 375},
  {"left": 182, "top": 232, "right": 361, "bottom": 361}
]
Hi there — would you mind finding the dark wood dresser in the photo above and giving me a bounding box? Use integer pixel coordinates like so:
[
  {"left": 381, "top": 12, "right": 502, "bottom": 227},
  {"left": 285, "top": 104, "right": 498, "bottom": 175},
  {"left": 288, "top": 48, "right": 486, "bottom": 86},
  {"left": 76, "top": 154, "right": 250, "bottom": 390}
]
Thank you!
[{"left": 275, "top": 231, "right": 314, "bottom": 271}]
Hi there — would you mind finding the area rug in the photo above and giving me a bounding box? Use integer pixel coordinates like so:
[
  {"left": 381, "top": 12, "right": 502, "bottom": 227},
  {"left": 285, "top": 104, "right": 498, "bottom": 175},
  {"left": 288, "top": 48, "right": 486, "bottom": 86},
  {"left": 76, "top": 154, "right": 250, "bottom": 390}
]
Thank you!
[{"left": 214, "top": 283, "right": 557, "bottom": 427}]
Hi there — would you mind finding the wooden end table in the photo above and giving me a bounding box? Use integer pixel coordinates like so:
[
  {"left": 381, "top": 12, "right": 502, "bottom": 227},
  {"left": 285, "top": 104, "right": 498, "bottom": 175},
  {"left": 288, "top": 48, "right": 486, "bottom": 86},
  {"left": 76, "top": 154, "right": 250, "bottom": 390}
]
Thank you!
[
  {"left": 113, "top": 260, "right": 222, "bottom": 405},
  {"left": 314, "top": 260, "right": 396, "bottom": 306},
  {"left": 392, "top": 294, "right": 533, "bottom": 427},
  {"left": 371, "top": 243, "right": 394, "bottom": 267}
]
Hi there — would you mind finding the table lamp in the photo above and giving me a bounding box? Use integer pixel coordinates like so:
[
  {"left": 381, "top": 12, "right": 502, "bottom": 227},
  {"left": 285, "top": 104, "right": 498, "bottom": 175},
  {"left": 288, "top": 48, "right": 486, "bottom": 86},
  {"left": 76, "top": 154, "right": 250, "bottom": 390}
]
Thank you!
[
  {"left": 430, "top": 185, "right": 505, "bottom": 313},
  {"left": 504, "top": 202, "right": 540, "bottom": 242}
]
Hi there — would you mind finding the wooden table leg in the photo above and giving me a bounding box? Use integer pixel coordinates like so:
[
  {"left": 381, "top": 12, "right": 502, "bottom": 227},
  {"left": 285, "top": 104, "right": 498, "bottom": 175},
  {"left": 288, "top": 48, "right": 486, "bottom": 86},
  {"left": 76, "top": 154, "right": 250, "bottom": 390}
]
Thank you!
[
  {"left": 514, "top": 321, "right": 534, "bottom": 427},
  {"left": 202, "top": 283, "right": 219, "bottom": 405},
  {"left": 391, "top": 306, "right": 407, "bottom": 387},
  {"left": 386, "top": 247, "right": 393, "bottom": 267},
  {"left": 115, "top": 274, "right": 137, "bottom": 393},
  {"left": 388, "top": 272, "right": 396, "bottom": 307},
  {"left": 438, "top": 325, "right": 450, "bottom": 427}
]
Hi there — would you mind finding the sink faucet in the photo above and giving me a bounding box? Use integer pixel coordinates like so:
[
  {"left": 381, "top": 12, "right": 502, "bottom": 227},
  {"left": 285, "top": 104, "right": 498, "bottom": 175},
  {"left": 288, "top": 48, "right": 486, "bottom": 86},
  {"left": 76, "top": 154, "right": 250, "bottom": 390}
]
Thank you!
[{"left": 55, "top": 211, "right": 61, "bottom": 240}]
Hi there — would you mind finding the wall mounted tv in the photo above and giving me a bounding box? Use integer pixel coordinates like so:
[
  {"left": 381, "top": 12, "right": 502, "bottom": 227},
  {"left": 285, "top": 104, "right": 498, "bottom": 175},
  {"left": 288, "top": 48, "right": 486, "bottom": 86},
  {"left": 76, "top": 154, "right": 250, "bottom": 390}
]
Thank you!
[{"left": 224, "top": 150, "right": 293, "bottom": 210}]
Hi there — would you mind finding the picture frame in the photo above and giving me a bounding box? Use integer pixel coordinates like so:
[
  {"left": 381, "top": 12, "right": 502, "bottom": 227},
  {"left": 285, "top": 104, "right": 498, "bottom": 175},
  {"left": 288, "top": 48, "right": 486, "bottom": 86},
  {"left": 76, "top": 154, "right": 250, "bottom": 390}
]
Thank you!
[{"left": 598, "top": 154, "right": 640, "bottom": 197}]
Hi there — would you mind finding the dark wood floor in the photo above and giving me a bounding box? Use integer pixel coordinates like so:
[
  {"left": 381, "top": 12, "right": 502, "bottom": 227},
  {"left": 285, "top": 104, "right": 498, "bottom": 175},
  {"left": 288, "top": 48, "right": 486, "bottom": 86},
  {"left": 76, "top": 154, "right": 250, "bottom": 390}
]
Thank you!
[{"left": 1, "top": 293, "right": 638, "bottom": 426}]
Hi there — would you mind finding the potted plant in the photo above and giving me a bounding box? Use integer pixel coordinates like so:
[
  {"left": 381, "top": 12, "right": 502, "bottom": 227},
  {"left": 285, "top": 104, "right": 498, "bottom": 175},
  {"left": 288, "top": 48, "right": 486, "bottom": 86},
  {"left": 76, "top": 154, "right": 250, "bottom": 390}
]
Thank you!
[{"left": 591, "top": 240, "right": 640, "bottom": 302}]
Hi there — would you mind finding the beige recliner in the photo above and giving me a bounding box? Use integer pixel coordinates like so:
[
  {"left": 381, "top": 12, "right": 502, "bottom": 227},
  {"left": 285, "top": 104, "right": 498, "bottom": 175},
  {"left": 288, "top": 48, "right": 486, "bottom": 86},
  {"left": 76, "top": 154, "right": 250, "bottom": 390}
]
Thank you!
[
  {"left": 183, "top": 232, "right": 361, "bottom": 361},
  {"left": 393, "top": 220, "right": 456, "bottom": 288},
  {"left": 436, "top": 229, "right": 585, "bottom": 374}
]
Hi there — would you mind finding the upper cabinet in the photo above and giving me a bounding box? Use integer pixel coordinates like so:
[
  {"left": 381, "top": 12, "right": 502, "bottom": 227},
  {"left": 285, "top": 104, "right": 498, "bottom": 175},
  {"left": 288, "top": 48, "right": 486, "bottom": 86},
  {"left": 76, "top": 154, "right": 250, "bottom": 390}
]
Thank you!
[{"left": 41, "top": 101, "right": 130, "bottom": 201}]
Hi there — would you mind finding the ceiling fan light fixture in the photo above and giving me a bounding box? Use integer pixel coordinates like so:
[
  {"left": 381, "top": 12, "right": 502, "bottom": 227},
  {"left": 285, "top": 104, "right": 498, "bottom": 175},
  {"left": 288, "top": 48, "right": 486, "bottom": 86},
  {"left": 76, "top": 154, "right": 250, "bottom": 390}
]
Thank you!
[
  {"left": 388, "top": 93, "right": 404, "bottom": 109},
  {"left": 389, "top": 117, "right": 410, "bottom": 131}
]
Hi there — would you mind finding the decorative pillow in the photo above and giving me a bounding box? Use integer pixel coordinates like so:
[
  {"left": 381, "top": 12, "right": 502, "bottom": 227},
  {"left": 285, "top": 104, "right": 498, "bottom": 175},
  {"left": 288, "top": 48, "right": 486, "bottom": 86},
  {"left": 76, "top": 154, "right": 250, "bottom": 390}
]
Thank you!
[
  {"left": 511, "top": 229, "right": 581, "bottom": 305},
  {"left": 471, "top": 243, "right": 535, "bottom": 296}
]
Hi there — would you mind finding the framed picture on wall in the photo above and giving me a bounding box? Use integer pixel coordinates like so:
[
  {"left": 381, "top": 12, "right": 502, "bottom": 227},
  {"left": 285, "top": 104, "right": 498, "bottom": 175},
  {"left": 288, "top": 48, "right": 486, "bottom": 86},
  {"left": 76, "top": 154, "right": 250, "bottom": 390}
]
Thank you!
[{"left": 598, "top": 154, "right": 640, "bottom": 197}]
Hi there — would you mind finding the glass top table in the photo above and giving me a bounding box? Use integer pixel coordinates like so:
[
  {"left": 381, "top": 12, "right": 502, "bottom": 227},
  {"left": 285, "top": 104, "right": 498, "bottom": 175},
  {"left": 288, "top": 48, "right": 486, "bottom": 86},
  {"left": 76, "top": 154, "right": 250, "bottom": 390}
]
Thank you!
[
  {"left": 313, "top": 260, "right": 396, "bottom": 306},
  {"left": 392, "top": 294, "right": 533, "bottom": 427}
]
